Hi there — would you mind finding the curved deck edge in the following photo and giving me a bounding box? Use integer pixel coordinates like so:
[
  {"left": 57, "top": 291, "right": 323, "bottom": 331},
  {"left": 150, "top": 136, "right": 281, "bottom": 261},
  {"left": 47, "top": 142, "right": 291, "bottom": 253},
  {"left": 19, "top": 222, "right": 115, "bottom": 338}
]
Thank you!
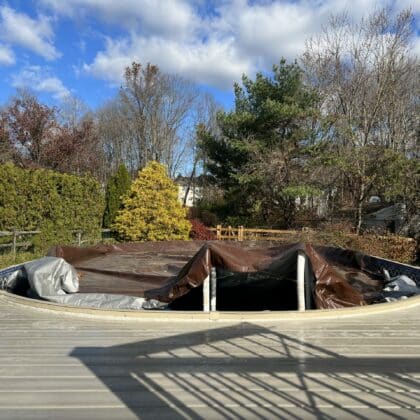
[{"left": 1, "top": 289, "right": 420, "bottom": 322}]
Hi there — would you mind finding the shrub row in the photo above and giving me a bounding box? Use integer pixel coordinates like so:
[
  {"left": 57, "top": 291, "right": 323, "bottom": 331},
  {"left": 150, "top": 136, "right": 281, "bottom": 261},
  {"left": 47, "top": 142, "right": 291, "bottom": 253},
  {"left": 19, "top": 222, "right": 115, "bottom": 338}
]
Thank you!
[
  {"left": 299, "top": 229, "right": 417, "bottom": 264},
  {"left": 0, "top": 163, "right": 104, "bottom": 252}
]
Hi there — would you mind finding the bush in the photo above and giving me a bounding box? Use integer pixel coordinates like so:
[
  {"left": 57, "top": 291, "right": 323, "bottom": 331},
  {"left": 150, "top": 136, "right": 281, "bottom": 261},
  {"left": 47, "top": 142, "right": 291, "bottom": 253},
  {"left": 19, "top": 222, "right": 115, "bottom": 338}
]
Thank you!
[
  {"left": 113, "top": 161, "right": 191, "bottom": 241},
  {"left": 0, "top": 251, "right": 42, "bottom": 270},
  {"left": 200, "top": 210, "right": 218, "bottom": 227},
  {"left": 188, "top": 207, "right": 218, "bottom": 227},
  {"left": 347, "top": 234, "right": 417, "bottom": 264},
  {"left": 318, "top": 220, "right": 355, "bottom": 234},
  {"left": 299, "top": 228, "right": 417, "bottom": 264},
  {"left": 189, "top": 219, "right": 216, "bottom": 240},
  {"left": 0, "top": 163, "right": 104, "bottom": 252},
  {"left": 103, "top": 163, "right": 131, "bottom": 228}
]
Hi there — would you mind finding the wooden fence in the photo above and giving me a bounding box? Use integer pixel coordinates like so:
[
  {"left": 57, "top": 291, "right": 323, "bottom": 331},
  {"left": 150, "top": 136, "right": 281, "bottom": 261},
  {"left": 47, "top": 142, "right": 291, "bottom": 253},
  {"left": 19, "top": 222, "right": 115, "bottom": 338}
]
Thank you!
[
  {"left": 0, "top": 230, "right": 40, "bottom": 255},
  {"left": 0, "top": 229, "right": 112, "bottom": 255},
  {"left": 2, "top": 226, "right": 416, "bottom": 264},
  {"left": 209, "top": 225, "right": 417, "bottom": 263},
  {"left": 209, "top": 225, "right": 302, "bottom": 241},
  {"left": 209, "top": 225, "right": 417, "bottom": 244}
]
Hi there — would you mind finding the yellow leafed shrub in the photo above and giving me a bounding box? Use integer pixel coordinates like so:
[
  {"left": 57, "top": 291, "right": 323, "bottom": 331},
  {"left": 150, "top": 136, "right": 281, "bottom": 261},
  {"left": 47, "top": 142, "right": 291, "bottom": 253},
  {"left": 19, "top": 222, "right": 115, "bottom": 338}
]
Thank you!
[{"left": 113, "top": 161, "right": 191, "bottom": 241}]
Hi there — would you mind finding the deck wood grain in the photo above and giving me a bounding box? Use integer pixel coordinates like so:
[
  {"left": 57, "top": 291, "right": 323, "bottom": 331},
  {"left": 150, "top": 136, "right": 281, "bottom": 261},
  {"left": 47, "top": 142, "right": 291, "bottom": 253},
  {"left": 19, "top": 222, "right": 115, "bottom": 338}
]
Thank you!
[{"left": 0, "top": 296, "right": 419, "bottom": 419}]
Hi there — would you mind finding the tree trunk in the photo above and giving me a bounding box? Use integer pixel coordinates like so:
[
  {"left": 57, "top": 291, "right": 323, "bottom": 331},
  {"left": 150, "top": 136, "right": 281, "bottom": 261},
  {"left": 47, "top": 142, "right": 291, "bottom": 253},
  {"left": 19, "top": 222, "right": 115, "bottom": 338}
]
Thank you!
[
  {"left": 183, "top": 156, "right": 198, "bottom": 207},
  {"left": 356, "top": 181, "right": 365, "bottom": 235}
]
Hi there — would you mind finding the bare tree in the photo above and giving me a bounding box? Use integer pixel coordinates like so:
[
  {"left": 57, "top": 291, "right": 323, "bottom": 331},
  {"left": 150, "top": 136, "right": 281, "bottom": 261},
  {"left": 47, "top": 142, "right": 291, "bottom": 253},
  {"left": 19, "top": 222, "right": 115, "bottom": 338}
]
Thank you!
[
  {"left": 182, "top": 93, "right": 219, "bottom": 205},
  {"left": 58, "top": 95, "right": 89, "bottom": 131},
  {"left": 97, "top": 98, "right": 136, "bottom": 177},
  {"left": 119, "top": 62, "right": 198, "bottom": 176},
  {"left": 98, "top": 62, "right": 218, "bottom": 180},
  {"left": 302, "top": 8, "right": 419, "bottom": 233}
]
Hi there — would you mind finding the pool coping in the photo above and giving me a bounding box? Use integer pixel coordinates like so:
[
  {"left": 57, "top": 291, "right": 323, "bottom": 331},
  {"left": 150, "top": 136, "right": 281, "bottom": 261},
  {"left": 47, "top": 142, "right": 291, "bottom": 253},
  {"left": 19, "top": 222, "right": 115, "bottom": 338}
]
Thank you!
[{"left": 1, "top": 289, "right": 420, "bottom": 322}]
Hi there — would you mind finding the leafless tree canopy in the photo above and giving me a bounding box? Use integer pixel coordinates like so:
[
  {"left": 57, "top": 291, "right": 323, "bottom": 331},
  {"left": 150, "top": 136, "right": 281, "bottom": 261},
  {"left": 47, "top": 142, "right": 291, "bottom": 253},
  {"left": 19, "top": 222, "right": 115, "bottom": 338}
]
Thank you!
[
  {"left": 302, "top": 8, "right": 419, "bottom": 233},
  {"left": 303, "top": 8, "right": 418, "bottom": 151},
  {"left": 98, "top": 62, "right": 217, "bottom": 179}
]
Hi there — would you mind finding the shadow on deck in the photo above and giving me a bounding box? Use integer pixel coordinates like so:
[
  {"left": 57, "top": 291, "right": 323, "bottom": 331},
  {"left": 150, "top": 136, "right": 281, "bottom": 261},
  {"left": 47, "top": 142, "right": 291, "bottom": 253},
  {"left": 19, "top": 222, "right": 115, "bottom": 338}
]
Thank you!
[{"left": 71, "top": 323, "right": 420, "bottom": 419}]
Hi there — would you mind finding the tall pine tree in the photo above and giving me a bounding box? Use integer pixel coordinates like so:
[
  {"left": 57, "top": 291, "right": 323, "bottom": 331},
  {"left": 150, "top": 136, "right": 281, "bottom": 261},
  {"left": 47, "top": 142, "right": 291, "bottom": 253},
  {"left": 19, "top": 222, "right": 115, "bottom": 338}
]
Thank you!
[{"left": 200, "top": 59, "right": 319, "bottom": 227}]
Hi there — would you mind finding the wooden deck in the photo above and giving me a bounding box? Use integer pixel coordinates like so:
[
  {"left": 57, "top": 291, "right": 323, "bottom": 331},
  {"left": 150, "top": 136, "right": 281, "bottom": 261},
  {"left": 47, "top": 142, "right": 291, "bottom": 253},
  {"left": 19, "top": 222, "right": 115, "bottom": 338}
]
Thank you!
[{"left": 0, "top": 296, "right": 419, "bottom": 419}]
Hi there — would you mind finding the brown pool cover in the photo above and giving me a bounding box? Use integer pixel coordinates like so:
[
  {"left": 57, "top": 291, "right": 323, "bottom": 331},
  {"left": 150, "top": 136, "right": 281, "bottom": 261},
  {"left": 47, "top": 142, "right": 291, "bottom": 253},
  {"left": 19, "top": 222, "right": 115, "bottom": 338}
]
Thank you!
[{"left": 48, "top": 241, "right": 389, "bottom": 310}]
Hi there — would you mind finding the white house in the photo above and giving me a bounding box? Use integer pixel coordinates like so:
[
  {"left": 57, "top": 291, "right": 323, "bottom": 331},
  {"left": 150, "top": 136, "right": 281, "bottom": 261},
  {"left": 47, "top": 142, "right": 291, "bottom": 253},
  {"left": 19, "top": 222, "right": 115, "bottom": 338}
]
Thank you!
[{"left": 175, "top": 177, "right": 203, "bottom": 207}]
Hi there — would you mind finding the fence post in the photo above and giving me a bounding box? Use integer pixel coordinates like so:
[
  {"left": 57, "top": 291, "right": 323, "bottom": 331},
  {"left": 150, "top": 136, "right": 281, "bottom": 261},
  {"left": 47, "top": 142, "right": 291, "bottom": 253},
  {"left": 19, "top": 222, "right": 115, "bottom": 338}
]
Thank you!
[
  {"left": 216, "top": 225, "right": 221, "bottom": 240},
  {"left": 77, "top": 231, "right": 82, "bottom": 246},
  {"left": 238, "top": 225, "right": 244, "bottom": 241},
  {"left": 297, "top": 250, "right": 306, "bottom": 311},
  {"left": 12, "top": 228, "right": 17, "bottom": 258}
]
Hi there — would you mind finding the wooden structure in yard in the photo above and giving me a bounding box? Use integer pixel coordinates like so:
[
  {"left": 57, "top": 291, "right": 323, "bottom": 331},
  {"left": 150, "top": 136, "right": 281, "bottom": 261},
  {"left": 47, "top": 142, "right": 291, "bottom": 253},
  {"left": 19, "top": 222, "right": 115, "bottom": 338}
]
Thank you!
[
  {"left": 0, "top": 230, "right": 41, "bottom": 255},
  {"left": 0, "top": 229, "right": 110, "bottom": 254},
  {"left": 210, "top": 225, "right": 300, "bottom": 242}
]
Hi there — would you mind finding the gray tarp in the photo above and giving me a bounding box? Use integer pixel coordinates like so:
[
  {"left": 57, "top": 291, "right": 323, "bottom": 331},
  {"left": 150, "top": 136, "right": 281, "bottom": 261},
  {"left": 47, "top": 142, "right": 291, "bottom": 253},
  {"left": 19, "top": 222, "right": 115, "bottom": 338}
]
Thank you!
[
  {"left": 1, "top": 257, "right": 166, "bottom": 310},
  {"left": 25, "top": 257, "right": 79, "bottom": 297},
  {"left": 381, "top": 269, "right": 420, "bottom": 301}
]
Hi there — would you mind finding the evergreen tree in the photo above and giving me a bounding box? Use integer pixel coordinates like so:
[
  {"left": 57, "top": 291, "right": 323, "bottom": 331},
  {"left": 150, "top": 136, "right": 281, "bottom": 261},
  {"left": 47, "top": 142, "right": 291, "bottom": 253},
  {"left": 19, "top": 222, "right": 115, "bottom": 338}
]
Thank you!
[
  {"left": 200, "top": 59, "right": 319, "bottom": 227},
  {"left": 113, "top": 161, "right": 191, "bottom": 241},
  {"left": 103, "top": 164, "right": 131, "bottom": 228}
]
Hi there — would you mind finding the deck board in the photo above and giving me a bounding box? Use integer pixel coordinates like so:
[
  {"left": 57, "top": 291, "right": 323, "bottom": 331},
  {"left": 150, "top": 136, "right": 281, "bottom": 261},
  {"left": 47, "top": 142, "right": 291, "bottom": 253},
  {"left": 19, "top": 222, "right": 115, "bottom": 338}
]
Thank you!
[{"left": 0, "top": 296, "right": 419, "bottom": 419}]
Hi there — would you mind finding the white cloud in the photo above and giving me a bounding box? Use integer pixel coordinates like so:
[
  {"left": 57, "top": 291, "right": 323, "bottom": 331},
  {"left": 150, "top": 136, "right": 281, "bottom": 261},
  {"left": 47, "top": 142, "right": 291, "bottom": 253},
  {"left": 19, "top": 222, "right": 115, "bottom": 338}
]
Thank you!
[
  {"left": 83, "top": 35, "right": 252, "bottom": 89},
  {"left": 213, "top": 0, "right": 413, "bottom": 66},
  {"left": 0, "top": 6, "right": 60, "bottom": 60},
  {"left": 42, "top": 0, "right": 420, "bottom": 88},
  {"left": 12, "top": 66, "right": 70, "bottom": 100},
  {"left": 218, "top": 1, "right": 315, "bottom": 62},
  {"left": 0, "top": 44, "right": 15, "bottom": 65},
  {"left": 40, "top": 0, "right": 198, "bottom": 37}
]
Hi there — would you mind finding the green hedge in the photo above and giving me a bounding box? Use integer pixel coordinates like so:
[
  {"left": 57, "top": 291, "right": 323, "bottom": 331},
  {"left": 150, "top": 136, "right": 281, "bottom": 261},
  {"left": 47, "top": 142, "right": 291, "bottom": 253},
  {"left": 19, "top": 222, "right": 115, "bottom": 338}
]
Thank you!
[
  {"left": 0, "top": 163, "right": 104, "bottom": 251},
  {"left": 103, "top": 163, "right": 131, "bottom": 228}
]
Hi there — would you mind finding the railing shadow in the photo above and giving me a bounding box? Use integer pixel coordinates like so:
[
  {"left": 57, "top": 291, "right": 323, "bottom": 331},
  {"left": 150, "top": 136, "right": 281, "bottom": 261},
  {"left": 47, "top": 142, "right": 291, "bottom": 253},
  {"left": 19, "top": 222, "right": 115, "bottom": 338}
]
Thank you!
[{"left": 70, "top": 323, "right": 420, "bottom": 419}]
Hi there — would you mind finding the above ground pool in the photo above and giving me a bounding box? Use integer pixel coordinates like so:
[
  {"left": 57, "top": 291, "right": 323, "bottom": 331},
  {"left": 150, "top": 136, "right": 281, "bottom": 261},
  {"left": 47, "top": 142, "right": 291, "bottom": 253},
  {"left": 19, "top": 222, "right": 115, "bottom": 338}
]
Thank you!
[{"left": 1, "top": 240, "right": 419, "bottom": 312}]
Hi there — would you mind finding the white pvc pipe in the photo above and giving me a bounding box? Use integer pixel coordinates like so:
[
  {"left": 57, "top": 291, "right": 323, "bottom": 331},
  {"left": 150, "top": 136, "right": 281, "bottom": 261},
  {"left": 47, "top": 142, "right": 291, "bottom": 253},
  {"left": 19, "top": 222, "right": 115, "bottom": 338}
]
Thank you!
[
  {"left": 210, "top": 267, "right": 217, "bottom": 312},
  {"left": 203, "top": 275, "right": 210, "bottom": 312},
  {"left": 297, "top": 251, "right": 306, "bottom": 312}
]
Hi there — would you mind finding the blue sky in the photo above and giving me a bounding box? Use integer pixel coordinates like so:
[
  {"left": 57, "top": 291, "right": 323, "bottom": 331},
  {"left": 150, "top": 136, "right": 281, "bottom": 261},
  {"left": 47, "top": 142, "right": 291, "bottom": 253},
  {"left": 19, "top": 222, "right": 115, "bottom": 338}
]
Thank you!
[{"left": 0, "top": 0, "right": 418, "bottom": 111}]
